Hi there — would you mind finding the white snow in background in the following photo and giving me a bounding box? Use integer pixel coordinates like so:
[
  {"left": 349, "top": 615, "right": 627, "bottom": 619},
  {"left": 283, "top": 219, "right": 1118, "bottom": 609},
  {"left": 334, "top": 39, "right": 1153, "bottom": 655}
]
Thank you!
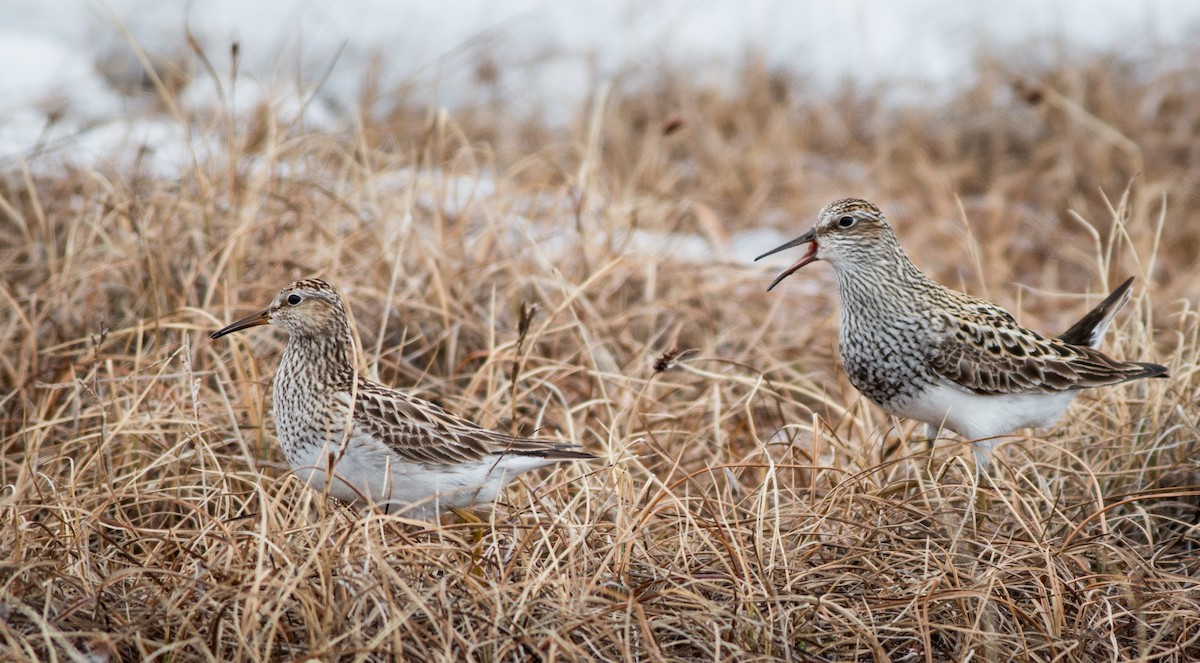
[
  {"left": 361, "top": 166, "right": 800, "bottom": 267},
  {"left": 3, "top": 0, "right": 1198, "bottom": 173},
  {"left": 1, "top": 0, "right": 1198, "bottom": 262}
]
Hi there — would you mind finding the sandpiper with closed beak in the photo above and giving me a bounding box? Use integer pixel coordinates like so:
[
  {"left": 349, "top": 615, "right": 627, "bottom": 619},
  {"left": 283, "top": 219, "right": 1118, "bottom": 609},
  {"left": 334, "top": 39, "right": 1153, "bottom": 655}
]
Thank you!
[{"left": 211, "top": 278, "right": 594, "bottom": 519}]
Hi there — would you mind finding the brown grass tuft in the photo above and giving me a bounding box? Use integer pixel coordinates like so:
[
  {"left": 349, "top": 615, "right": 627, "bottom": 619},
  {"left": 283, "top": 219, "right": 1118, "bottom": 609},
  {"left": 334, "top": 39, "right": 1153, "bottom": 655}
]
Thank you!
[{"left": 1, "top": 40, "right": 1198, "bottom": 662}]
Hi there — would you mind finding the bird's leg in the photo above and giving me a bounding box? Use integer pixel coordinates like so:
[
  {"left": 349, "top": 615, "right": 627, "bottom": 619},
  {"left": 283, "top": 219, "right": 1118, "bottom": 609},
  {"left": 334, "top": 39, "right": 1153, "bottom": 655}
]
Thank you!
[
  {"left": 919, "top": 422, "right": 943, "bottom": 473},
  {"left": 448, "top": 506, "right": 483, "bottom": 525},
  {"left": 970, "top": 439, "right": 994, "bottom": 517},
  {"left": 447, "top": 506, "right": 487, "bottom": 578},
  {"left": 972, "top": 440, "right": 994, "bottom": 473},
  {"left": 924, "top": 422, "right": 942, "bottom": 450}
]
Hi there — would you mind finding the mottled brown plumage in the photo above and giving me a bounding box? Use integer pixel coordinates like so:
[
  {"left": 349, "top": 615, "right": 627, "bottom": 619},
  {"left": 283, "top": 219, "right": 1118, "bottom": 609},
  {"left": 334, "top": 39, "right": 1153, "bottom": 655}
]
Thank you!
[
  {"left": 927, "top": 281, "right": 1162, "bottom": 395},
  {"left": 757, "top": 198, "right": 1168, "bottom": 462},
  {"left": 211, "top": 278, "right": 593, "bottom": 518}
]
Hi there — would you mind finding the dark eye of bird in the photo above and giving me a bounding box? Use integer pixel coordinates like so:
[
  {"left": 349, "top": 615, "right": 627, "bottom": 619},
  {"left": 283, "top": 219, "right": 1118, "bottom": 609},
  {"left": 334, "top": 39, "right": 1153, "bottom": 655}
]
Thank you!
[
  {"left": 838, "top": 215, "right": 857, "bottom": 228},
  {"left": 287, "top": 294, "right": 302, "bottom": 306}
]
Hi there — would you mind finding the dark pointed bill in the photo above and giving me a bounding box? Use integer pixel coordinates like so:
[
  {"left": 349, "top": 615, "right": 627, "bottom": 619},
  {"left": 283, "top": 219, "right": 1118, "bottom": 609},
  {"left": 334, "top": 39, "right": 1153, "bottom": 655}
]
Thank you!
[
  {"left": 210, "top": 308, "right": 271, "bottom": 340},
  {"left": 755, "top": 228, "right": 818, "bottom": 291}
]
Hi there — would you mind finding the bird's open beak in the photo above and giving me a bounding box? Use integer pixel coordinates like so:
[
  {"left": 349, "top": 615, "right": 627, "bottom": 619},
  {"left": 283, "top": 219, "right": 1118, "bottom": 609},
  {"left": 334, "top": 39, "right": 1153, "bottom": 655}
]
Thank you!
[
  {"left": 755, "top": 228, "right": 818, "bottom": 291},
  {"left": 210, "top": 307, "right": 271, "bottom": 340}
]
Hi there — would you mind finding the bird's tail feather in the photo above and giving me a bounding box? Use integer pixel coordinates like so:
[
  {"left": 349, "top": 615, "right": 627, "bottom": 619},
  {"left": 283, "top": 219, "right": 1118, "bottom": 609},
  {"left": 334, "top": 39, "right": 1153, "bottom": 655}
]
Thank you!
[
  {"left": 1130, "top": 361, "right": 1170, "bottom": 380},
  {"left": 531, "top": 444, "right": 597, "bottom": 461},
  {"left": 1057, "top": 276, "right": 1135, "bottom": 348}
]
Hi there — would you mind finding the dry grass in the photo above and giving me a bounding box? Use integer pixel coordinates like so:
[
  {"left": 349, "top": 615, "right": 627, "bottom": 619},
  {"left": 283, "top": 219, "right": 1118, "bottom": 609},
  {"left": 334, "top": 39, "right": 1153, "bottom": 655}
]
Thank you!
[{"left": 1, "top": 40, "right": 1199, "bottom": 662}]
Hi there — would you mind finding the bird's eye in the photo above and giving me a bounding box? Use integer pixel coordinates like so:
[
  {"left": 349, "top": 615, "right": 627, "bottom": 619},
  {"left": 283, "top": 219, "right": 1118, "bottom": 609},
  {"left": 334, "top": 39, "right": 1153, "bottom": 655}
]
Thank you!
[
  {"left": 287, "top": 294, "right": 302, "bottom": 306},
  {"left": 838, "top": 215, "right": 857, "bottom": 228}
]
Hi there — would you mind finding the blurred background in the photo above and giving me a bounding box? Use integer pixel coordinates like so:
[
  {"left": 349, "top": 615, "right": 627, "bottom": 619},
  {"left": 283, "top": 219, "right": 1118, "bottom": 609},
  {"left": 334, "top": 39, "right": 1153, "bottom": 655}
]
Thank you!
[
  {"left": 3, "top": 4, "right": 1199, "bottom": 660},
  {"left": 4, "top": 0, "right": 1200, "bottom": 172}
]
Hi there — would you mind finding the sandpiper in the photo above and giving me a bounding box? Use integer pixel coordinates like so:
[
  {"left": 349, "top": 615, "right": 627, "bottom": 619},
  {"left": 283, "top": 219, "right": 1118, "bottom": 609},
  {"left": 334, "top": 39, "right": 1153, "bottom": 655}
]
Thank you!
[
  {"left": 756, "top": 198, "right": 1168, "bottom": 464},
  {"left": 211, "top": 278, "right": 594, "bottom": 519}
]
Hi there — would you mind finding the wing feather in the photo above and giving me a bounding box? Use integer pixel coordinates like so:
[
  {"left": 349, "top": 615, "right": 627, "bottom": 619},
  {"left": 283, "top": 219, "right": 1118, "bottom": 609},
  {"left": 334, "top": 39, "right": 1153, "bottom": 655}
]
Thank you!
[
  {"left": 927, "top": 303, "right": 1164, "bottom": 395},
  {"left": 343, "top": 380, "right": 593, "bottom": 465}
]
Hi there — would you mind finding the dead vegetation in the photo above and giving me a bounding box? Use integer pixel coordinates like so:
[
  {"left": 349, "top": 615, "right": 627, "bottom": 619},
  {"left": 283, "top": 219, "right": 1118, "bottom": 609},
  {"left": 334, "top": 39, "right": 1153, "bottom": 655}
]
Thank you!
[{"left": 1, "top": 38, "right": 1198, "bottom": 662}]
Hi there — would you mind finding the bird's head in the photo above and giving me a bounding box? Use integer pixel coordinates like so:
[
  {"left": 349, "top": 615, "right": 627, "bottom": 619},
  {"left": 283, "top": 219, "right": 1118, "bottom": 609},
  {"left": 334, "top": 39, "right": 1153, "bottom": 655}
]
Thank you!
[
  {"left": 756, "top": 198, "right": 898, "bottom": 290},
  {"left": 211, "top": 278, "right": 347, "bottom": 340}
]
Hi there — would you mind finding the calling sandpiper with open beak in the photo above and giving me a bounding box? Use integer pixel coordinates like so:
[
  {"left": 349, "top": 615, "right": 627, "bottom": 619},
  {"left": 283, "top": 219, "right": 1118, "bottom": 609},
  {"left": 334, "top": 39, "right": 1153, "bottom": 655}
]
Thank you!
[{"left": 754, "top": 227, "right": 817, "bottom": 291}]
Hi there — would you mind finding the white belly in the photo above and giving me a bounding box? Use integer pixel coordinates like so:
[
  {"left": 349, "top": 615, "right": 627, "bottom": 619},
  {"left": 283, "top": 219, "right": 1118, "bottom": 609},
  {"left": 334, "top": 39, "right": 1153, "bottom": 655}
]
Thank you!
[
  {"left": 285, "top": 432, "right": 552, "bottom": 520},
  {"left": 894, "top": 382, "right": 1079, "bottom": 440}
]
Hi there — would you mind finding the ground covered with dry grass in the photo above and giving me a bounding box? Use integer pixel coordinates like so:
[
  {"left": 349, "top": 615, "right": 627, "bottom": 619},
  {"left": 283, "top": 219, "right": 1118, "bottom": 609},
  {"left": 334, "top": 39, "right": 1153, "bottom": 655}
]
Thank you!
[{"left": 2, "top": 41, "right": 1199, "bottom": 662}]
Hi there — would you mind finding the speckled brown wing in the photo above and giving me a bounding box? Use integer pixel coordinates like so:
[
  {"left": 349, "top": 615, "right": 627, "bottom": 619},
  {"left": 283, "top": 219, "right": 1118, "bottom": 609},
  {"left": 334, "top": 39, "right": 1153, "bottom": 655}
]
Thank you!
[
  {"left": 345, "top": 380, "right": 594, "bottom": 465},
  {"left": 927, "top": 304, "right": 1167, "bottom": 395}
]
